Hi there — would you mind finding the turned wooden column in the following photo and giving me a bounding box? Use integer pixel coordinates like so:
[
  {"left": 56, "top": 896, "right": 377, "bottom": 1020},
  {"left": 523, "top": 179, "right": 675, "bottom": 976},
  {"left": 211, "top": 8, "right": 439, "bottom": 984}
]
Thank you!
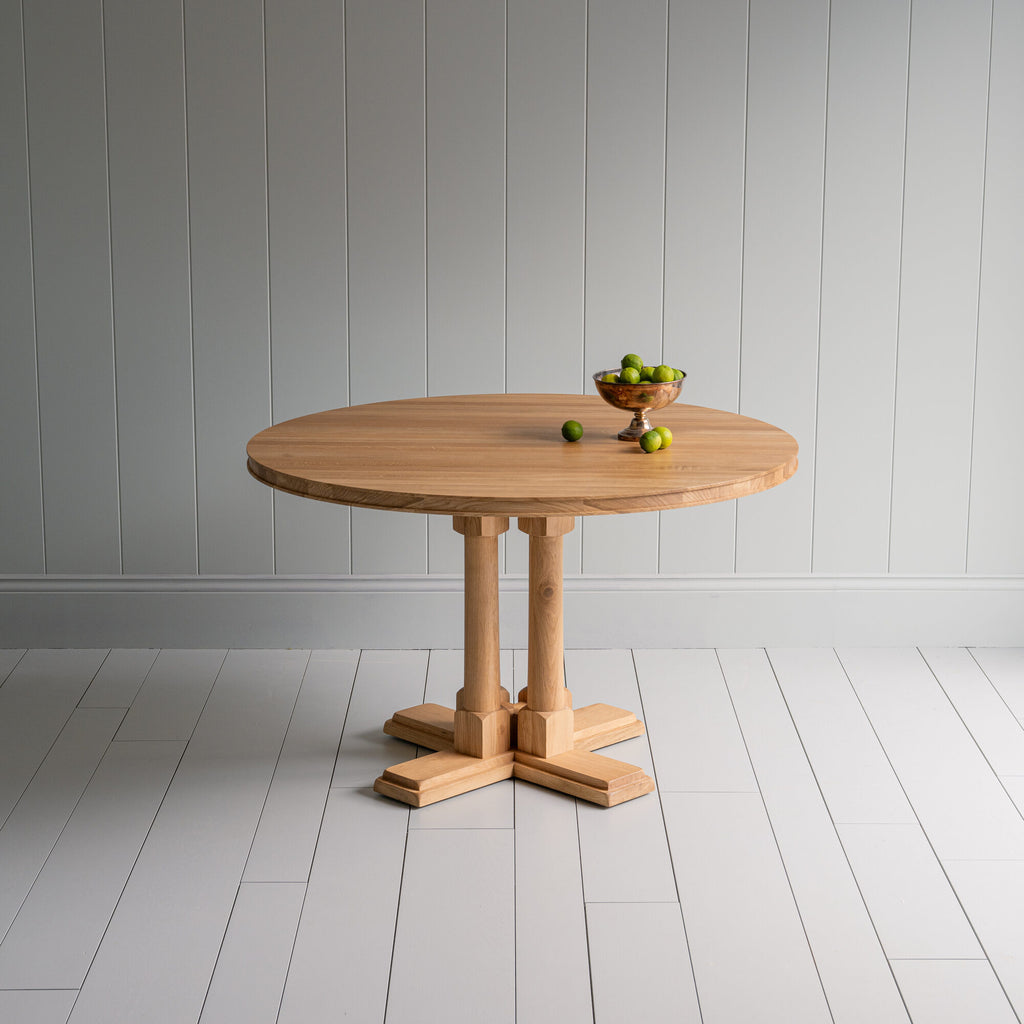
[
  {"left": 515, "top": 516, "right": 576, "bottom": 757},
  {"left": 452, "top": 515, "right": 511, "bottom": 758}
]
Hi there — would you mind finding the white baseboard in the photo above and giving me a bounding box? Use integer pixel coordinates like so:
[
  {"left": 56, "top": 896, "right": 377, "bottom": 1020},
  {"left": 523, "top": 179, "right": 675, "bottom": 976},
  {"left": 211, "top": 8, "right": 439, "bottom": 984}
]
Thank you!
[{"left": 2, "top": 575, "right": 1022, "bottom": 648}]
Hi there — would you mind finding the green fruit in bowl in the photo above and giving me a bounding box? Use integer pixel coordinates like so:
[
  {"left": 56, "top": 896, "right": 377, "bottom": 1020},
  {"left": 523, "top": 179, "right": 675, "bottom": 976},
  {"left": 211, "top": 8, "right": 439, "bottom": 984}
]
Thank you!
[
  {"left": 601, "top": 372, "right": 619, "bottom": 383},
  {"left": 619, "top": 366, "right": 641, "bottom": 384},
  {"left": 620, "top": 353, "right": 644, "bottom": 372},
  {"left": 652, "top": 364, "right": 675, "bottom": 383}
]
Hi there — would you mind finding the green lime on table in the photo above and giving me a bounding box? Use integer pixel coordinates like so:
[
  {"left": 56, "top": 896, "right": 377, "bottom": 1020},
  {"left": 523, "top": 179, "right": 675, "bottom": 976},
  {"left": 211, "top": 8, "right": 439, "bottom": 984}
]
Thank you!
[
  {"left": 654, "top": 425, "right": 673, "bottom": 449},
  {"left": 639, "top": 429, "right": 662, "bottom": 453},
  {"left": 620, "top": 353, "right": 644, "bottom": 372},
  {"left": 619, "top": 366, "right": 641, "bottom": 384},
  {"left": 652, "top": 364, "right": 675, "bottom": 383},
  {"left": 561, "top": 419, "right": 583, "bottom": 442}
]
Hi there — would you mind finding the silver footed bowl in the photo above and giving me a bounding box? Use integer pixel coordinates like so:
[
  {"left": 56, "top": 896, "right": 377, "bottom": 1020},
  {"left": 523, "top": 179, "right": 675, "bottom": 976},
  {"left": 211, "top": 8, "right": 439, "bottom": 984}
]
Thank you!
[{"left": 593, "top": 370, "right": 687, "bottom": 441}]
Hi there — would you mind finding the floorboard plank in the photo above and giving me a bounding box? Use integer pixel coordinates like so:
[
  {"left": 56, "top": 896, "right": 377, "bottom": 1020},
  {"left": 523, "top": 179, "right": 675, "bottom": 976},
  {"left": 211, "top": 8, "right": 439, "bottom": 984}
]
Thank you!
[
  {"left": 633, "top": 648, "right": 757, "bottom": 792},
  {"left": 663, "top": 791, "right": 832, "bottom": 1024},
  {"left": 567, "top": 650, "right": 676, "bottom": 902},
  {"left": 586, "top": 902, "right": 700, "bottom": 1024},
  {"left": 943, "top": 860, "right": 1024, "bottom": 1020},
  {"left": 971, "top": 648, "right": 1024, "bottom": 730},
  {"left": 514, "top": 783, "right": 593, "bottom": 1024},
  {"left": 244, "top": 650, "right": 358, "bottom": 882},
  {"left": 721, "top": 649, "right": 910, "bottom": 1023},
  {"left": 115, "top": 649, "right": 228, "bottom": 742},
  {"left": 891, "top": 959, "right": 1019, "bottom": 1024},
  {"left": 512, "top": 646, "right": 592, "bottom": 1023},
  {"left": 922, "top": 647, "right": 1024, "bottom": 775},
  {"left": 0, "top": 990, "right": 77, "bottom": 1024},
  {"left": 79, "top": 649, "right": 158, "bottom": 708},
  {"left": 0, "top": 709, "right": 124, "bottom": 939},
  {"left": 768, "top": 647, "right": 915, "bottom": 824},
  {"left": 1002, "top": 775, "right": 1024, "bottom": 817},
  {"left": 198, "top": 882, "right": 305, "bottom": 1024},
  {"left": 386, "top": 828, "right": 515, "bottom": 1024},
  {"left": 837, "top": 823, "right": 983, "bottom": 960},
  {"left": 0, "top": 739, "right": 185, "bottom": 988},
  {"left": 0, "top": 649, "right": 27, "bottom": 686},
  {"left": 66, "top": 650, "right": 307, "bottom": 1024},
  {"left": 0, "top": 650, "right": 109, "bottom": 828},
  {"left": 331, "top": 649, "right": 428, "bottom": 788},
  {"left": 838, "top": 648, "right": 1024, "bottom": 859},
  {"left": 277, "top": 788, "right": 408, "bottom": 1024}
]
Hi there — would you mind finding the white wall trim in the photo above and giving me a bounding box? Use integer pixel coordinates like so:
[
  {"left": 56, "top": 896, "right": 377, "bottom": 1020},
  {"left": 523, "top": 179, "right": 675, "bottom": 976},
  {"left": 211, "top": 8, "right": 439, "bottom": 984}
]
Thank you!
[{"left": 2, "top": 575, "right": 1022, "bottom": 649}]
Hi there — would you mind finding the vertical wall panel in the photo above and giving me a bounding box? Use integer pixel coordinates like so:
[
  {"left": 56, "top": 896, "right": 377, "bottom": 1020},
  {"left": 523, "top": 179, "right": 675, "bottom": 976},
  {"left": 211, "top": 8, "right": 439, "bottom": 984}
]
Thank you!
[
  {"left": 811, "top": 0, "right": 909, "bottom": 574},
  {"left": 346, "top": 0, "right": 427, "bottom": 574},
  {"left": 266, "top": 0, "right": 350, "bottom": 574},
  {"left": 23, "top": 0, "right": 121, "bottom": 573},
  {"left": 186, "top": 0, "right": 274, "bottom": 574},
  {"left": 105, "top": 0, "right": 197, "bottom": 574},
  {"left": 425, "top": 0, "right": 506, "bottom": 574},
  {"left": 889, "top": 0, "right": 991, "bottom": 573},
  {"left": 425, "top": 0, "right": 505, "bottom": 399},
  {"left": 505, "top": 0, "right": 587, "bottom": 576},
  {"left": 734, "top": 0, "right": 828, "bottom": 574},
  {"left": 505, "top": 0, "right": 587, "bottom": 396},
  {"left": 0, "top": 0, "right": 44, "bottom": 571},
  {"left": 346, "top": 0, "right": 426, "bottom": 407},
  {"left": 968, "top": 0, "right": 1024, "bottom": 573},
  {"left": 659, "top": 0, "right": 747, "bottom": 574},
  {"left": 581, "top": 0, "right": 668, "bottom": 577}
]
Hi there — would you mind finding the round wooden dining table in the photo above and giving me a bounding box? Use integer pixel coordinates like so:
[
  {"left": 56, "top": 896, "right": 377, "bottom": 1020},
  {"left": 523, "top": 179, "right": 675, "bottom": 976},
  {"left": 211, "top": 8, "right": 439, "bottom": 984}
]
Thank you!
[{"left": 246, "top": 393, "right": 798, "bottom": 808}]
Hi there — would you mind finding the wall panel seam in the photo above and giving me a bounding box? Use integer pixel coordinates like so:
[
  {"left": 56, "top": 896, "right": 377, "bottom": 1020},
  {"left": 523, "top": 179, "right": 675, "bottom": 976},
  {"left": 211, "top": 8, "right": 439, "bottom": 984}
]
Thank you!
[
  {"left": 886, "top": 0, "right": 915, "bottom": 575},
  {"left": 734, "top": 0, "right": 752, "bottom": 575},
  {"left": 964, "top": 0, "right": 998, "bottom": 574},
  {"left": 182, "top": 0, "right": 201, "bottom": 576},
  {"left": 342, "top": 0, "right": 353, "bottom": 574},
  {"left": 809, "top": 0, "right": 832, "bottom": 575},
  {"left": 20, "top": 0, "right": 47, "bottom": 574},
  {"left": 100, "top": 0, "right": 124, "bottom": 576},
  {"left": 656, "top": 0, "right": 670, "bottom": 576},
  {"left": 261, "top": 0, "right": 276, "bottom": 576}
]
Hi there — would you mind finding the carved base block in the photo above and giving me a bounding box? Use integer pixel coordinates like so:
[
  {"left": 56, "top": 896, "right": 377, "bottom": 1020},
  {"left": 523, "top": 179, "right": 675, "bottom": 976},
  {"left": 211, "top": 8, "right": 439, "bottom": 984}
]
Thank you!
[
  {"left": 516, "top": 706, "right": 575, "bottom": 758},
  {"left": 454, "top": 706, "right": 511, "bottom": 759}
]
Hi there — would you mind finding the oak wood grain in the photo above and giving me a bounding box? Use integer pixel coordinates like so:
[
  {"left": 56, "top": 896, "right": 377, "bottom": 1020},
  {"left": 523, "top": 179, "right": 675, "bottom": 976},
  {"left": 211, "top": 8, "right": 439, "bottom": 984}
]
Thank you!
[{"left": 246, "top": 394, "right": 798, "bottom": 517}]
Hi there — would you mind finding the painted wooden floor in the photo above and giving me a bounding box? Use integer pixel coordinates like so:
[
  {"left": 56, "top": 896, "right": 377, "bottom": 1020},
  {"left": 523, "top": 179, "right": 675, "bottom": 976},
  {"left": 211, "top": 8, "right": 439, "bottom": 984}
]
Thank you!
[{"left": 1, "top": 647, "right": 1023, "bottom": 1024}]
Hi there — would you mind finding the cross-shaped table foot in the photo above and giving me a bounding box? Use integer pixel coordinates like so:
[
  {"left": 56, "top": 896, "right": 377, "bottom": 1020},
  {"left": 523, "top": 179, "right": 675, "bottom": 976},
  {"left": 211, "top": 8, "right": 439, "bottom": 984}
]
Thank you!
[{"left": 373, "top": 515, "right": 654, "bottom": 808}]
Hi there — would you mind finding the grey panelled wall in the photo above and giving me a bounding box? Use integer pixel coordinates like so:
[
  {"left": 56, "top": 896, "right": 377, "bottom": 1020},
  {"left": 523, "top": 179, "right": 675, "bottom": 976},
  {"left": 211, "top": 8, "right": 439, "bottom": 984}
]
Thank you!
[{"left": 2, "top": 0, "right": 1023, "bottom": 582}]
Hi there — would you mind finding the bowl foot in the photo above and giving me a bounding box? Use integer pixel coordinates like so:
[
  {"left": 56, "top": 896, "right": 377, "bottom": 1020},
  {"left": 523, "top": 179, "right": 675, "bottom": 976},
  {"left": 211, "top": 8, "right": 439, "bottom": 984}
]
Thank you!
[{"left": 618, "top": 411, "right": 652, "bottom": 441}]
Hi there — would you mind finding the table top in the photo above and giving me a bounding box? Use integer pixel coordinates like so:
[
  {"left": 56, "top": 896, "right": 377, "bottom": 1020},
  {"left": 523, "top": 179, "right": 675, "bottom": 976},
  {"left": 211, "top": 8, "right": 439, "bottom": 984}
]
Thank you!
[{"left": 246, "top": 393, "right": 798, "bottom": 517}]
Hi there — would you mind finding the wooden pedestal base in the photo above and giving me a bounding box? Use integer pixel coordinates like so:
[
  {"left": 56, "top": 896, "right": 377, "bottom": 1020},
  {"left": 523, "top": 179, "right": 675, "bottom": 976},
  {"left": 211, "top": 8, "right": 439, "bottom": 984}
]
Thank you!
[
  {"left": 373, "top": 514, "right": 654, "bottom": 809},
  {"left": 375, "top": 700, "right": 651, "bottom": 808}
]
